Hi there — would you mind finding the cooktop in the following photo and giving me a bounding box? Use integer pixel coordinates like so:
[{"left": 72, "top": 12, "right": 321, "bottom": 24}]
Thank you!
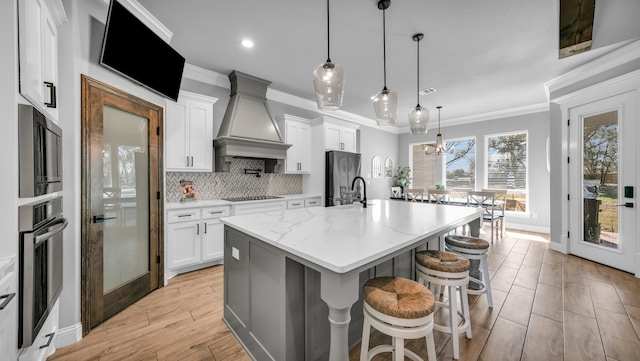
[{"left": 222, "top": 195, "right": 283, "bottom": 202}]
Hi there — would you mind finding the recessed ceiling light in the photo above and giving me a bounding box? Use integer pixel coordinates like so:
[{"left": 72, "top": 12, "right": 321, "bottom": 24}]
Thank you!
[
  {"left": 241, "top": 39, "right": 254, "bottom": 48},
  {"left": 419, "top": 87, "right": 437, "bottom": 95}
]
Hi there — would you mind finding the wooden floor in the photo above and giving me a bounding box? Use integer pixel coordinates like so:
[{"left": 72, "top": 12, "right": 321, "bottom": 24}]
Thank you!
[{"left": 48, "top": 229, "right": 640, "bottom": 361}]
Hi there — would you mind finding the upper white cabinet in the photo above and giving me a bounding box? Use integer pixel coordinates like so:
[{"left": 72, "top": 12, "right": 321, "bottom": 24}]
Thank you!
[
  {"left": 165, "top": 91, "right": 218, "bottom": 172},
  {"left": 276, "top": 115, "right": 311, "bottom": 174},
  {"left": 323, "top": 120, "right": 358, "bottom": 153},
  {"left": 18, "top": 0, "right": 67, "bottom": 121}
]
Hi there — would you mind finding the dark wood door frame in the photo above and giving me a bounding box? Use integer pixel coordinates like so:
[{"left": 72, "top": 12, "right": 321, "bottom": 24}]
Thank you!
[{"left": 80, "top": 75, "right": 164, "bottom": 335}]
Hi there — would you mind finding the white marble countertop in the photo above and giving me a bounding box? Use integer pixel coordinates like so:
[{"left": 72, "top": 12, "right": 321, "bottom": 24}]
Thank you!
[
  {"left": 221, "top": 199, "right": 483, "bottom": 273},
  {"left": 165, "top": 194, "right": 321, "bottom": 210}
]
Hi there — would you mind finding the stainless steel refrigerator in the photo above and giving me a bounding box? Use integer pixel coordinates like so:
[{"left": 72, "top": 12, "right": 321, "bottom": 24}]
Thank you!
[{"left": 325, "top": 151, "right": 362, "bottom": 206}]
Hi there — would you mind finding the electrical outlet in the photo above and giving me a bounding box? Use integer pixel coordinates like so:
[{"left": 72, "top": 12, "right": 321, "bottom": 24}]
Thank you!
[{"left": 232, "top": 247, "right": 239, "bottom": 260}]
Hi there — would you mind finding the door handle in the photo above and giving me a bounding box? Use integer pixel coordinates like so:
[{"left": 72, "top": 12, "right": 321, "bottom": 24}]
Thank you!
[
  {"left": 617, "top": 203, "right": 634, "bottom": 208},
  {"left": 93, "top": 214, "right": 117, "bottom": 223}
]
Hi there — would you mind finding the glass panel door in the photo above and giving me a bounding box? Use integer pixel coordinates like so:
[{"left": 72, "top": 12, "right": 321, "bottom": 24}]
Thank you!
[
  {"left": 102, "top": 105, "right": 149, "bottom": 292},
  {"left": 569, "top": 91, "right": 636, "bottom": 273}
]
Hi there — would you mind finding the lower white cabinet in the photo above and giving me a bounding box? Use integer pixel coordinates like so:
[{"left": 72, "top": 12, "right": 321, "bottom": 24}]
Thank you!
[
  {"left": 232, "top": 201, "right": 286, "bottom": 216},
  {"left": 166, "top": 206, "right": 230, "bottom": 271},
  {"left": 0, "top": 257, "right": 17, "bottom": 361}
]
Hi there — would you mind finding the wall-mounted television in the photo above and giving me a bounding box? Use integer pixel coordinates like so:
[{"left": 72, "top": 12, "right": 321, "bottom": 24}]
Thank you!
[{"left": 100, "top": 0, "right": 185, "bottom": 101}]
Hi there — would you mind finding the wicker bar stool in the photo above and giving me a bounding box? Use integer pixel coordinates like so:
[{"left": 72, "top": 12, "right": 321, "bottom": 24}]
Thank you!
[
  {"left": 415, "top": 251, "right": 471, "bottom": 360},
  {"left": 445, "top": 235, "right": 493, "bottom": 308},
  {"left": 360, "top": 277, "right": 437, "bottom": 361}
]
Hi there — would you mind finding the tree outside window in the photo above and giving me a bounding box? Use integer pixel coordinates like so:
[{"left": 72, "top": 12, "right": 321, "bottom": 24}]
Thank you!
[
  {"left": 445, "top": 138, "right": 475, "bottom": 189},
  {"left": 487, "top": 132, "right": 527, "bottom": 212}
]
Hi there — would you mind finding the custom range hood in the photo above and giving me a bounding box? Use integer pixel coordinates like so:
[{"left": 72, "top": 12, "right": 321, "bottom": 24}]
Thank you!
[{"left": 214, "top": 71, "right": 291, "bottom": 172}]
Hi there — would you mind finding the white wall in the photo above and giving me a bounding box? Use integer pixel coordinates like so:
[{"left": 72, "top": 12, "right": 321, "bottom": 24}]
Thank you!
[{"left": 397, "top": 111, "right": 551, "bottom": 233}]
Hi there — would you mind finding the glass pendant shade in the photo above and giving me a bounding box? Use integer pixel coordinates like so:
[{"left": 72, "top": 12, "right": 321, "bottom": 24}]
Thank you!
[
  {"left": 435, "top": 133, "right": 445, "bottom": 155},
  {"left": 408, "top": 105, "right": 429, "bottom": 135},
  {"left": 313, "top": 61, "right": 345, "bottom": 110},
  {"left": 373, "top": 88, "right": 397, "bottom": 125}
]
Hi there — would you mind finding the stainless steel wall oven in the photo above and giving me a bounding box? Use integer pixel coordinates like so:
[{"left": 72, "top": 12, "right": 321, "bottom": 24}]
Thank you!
[
  {"left": 19, "top": 196, "right": 67, "bottom": 348},
  {"left": 18, "top": 104, "right": 63, "bottom": 198}
]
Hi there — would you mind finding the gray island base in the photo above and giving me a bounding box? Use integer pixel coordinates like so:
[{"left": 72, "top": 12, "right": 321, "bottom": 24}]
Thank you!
[{"left": 221, "top": 199, "right": 482, "bottom": 361}]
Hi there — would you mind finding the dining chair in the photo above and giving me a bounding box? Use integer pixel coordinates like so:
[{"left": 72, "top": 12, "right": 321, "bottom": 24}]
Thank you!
[
  {"left": 482, "top": 188, "right": 507, "bottom": 238},
  {"left": 450, "top": 188, "right": 473, "bottom": 206},
  {"left": 427, "top": 189, "right": 450, "bottom": 204},
  {"left": 467, "top": 191, "right": 499, "bottom": 241},
  {"left": 404, "top": 188, "right": 424, "bottom": 202}
]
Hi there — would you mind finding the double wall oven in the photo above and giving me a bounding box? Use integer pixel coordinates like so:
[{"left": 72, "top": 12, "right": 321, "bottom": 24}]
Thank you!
[
  {"left": 17, "top": 103, "right": 66, "bottom": 348},
  {"left": 18, "top": 196, "right": 67, "bottom": 348}
]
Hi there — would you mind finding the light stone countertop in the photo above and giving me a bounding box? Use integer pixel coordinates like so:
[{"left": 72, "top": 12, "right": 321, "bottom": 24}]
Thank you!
[
  {"left": 165, "top": 194, "right": 321, "bottom": 210},
  {"left": 221, "top": 199, "right": 483, "bottom": 273}
]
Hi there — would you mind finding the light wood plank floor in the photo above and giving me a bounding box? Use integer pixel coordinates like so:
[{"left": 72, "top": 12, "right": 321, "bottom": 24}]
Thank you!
[{"left": 49, "top": 229, "right": 640, "bottom": 361}]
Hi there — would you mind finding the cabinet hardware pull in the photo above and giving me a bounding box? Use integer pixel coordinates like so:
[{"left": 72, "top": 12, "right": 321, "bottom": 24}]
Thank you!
[
  {"left": 40, "top": 332, "right": 55, "bottom": 349},
  {"left": 292, "top": 203, "right": 301, "bottom": 206},
  {"left": 209, "top": 211, "right": 223, "bottom": 214},
  {"left": 197, "top": 223, "right": 200, "bottom": 235},
  {"left": 190, "top": 156, "right": 194, "bottom": 166},
  {"left": 204, "top": 223, "right": 207, "bottom": 233},
  {"left": 0, "top": 293, "right": 15, "bottom": 310},
  {"left": 44, "top": 82, "right": 57, "bottom": 108},
  {"left": 186, "top": 156, "right": 189, "bottom": 167},
  {"left": 177, "top": 214, "right": 191, "bottom": 218}
]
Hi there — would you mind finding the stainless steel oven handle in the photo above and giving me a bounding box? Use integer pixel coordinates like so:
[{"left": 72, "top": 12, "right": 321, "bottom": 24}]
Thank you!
[{"left": 34, "top": 218, "right": 69, "bottom": 245}]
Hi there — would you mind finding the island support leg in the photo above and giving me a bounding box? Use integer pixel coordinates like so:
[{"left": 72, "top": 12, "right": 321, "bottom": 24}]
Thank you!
[
  {"left": 320, "top": 271, "right": 360, "bottom": 361},
  {"left": 467, "top": 217, "right": 483, "bottom": 289}
]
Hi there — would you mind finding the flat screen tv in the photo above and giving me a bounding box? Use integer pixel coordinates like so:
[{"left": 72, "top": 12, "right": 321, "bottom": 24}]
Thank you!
[{"left": 100, "top": 0, "right": 185, "bottom": 101}]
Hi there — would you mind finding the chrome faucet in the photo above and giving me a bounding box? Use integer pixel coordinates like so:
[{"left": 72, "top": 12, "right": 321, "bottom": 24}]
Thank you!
[{"left": 351, "top": 176, "right": 367, "bottom": 208}]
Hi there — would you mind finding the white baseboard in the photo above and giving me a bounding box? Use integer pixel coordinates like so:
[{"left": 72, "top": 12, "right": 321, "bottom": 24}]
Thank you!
[
  {"left": 55, "top": 322, "right": 82, "bottom": 348},
  {"left": 505, "top": 222, "right": 550, "bottom": 234}
]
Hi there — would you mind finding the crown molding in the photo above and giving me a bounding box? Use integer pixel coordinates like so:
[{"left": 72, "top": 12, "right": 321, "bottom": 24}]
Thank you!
[
  {"left": 99, "top": 0, "right": 173, "bottom": 43},
  {"left": 544, "top": 39, "right": 640, "bottom": 100},
  {"left": 397, "top": 102, "right": 550, "bottom": 134}
]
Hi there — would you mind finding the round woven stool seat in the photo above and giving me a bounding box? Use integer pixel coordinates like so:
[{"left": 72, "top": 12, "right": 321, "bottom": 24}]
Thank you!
[
  {"left": 445, "top": 235, "right": 490, "bottom": 250},
  {"left": 360, "top": 277, "right": 438, "bottom": 361},
  {"left": 415, "top": 250, "right": 470, "bottom": 273},
  {"left": 363, "top": 277, "right": 435, "bottom": 319}
]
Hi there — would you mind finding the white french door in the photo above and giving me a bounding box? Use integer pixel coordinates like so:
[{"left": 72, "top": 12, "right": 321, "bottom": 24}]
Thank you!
[{"left": 569, "top": 91, "right": 637, "bottom": 273}]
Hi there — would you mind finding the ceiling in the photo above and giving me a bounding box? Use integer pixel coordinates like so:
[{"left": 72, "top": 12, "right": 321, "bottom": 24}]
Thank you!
[{"left": 136, "top": 0, "right": 639, "bottom": 131}]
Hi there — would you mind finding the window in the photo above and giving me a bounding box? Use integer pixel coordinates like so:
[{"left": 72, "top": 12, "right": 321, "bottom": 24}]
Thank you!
[
  {"left": 384, "top": 157, "right": 394, "bottom": 178},
  {"left": 372, "top": 156, "right": 382, "bottom": 178},
  {"left": 445, "top": 138, "right": 476, "bottom": 189},
  {"left": 486, "top": 132, "right": 528, "bottom": 212},
  {"left": 411, "top": 143, "right": 437, "bottom": 189}
]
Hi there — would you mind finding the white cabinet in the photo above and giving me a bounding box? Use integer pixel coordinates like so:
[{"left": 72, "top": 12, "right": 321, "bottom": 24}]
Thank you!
[
  {"left": 202, "top": 207, "right": 228, "bottom": 261},
  {"left": 18, "top": 0, "right": 67, "bottom": 121},
  {"left": 232, "top": 201, "right": 286, "bottom": 216},
  {"left": 0, "top": 257, "right": 17, "bottom": 361},
  {"left": 276, "top": 115, "right": 311, "bottom": 174},
  {"left": 324, "top": 122, "right": 357, "bottom": 153},
  {"left": 304, "top": 197, "right": 321, "bottom": 207},
  {"left": 166, "top": 206, "right": 229, "bottom": 271},
  {"left": 165, "top": 91, "right": 218, "bottom": 172},
  {"left": 287, "top": 196, "right": 321, "bottom": 209}
]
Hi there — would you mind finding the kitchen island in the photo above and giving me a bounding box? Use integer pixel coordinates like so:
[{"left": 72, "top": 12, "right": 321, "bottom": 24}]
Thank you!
[{"left": 221, "top": 199, "right": 483, "bottom": 361}]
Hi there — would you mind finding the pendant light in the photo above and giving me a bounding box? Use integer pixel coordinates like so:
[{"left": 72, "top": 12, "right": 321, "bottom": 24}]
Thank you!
[
  {"left": 408, "top": 33, "right": 429, "bottom": 135},
  {"left": 313, "top": 0, "right": 345, "bottom": 110},
  {"left": 434, "top": 106, "right": 446, "bottom": 155},
  {"left": 372, "top": 0, "right": 397, "bottom": 126}
]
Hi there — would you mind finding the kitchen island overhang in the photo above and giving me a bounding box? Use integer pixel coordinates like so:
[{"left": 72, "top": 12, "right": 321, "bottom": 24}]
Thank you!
[{"left": 221, "top": 199, "right": 483, "bottom": 361}]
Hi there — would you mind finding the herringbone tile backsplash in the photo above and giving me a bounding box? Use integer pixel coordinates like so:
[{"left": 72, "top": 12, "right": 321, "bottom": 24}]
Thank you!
[{"left": 165, "top": 159, "right": 303, "bottom": 202}]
